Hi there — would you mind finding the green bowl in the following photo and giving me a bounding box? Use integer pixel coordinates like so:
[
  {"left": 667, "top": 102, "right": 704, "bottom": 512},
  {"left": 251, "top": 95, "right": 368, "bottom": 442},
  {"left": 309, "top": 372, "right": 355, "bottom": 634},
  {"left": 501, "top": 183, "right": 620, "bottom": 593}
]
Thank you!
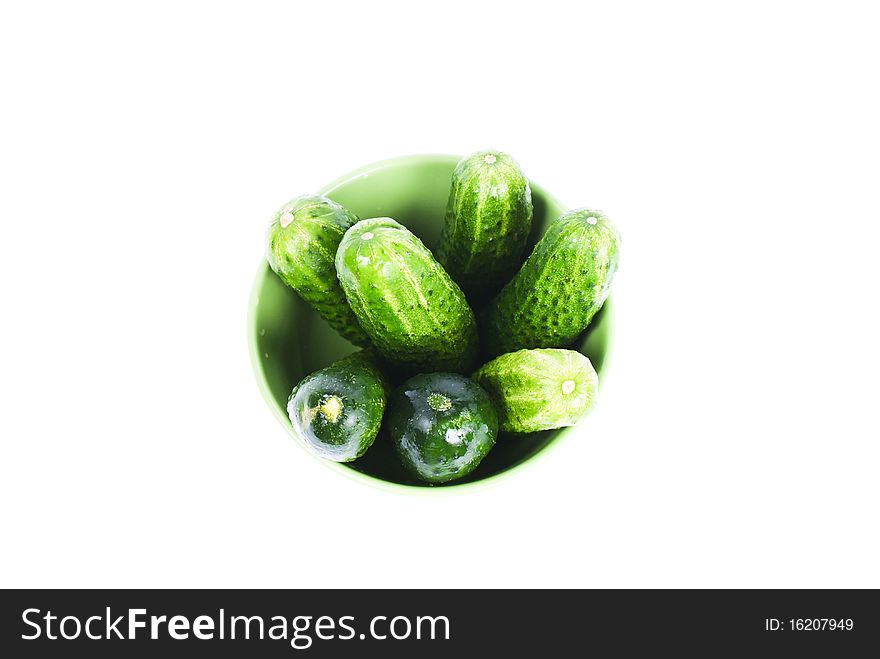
[{"left": 248, "top": 154, "right": 613, "bottom": 492}]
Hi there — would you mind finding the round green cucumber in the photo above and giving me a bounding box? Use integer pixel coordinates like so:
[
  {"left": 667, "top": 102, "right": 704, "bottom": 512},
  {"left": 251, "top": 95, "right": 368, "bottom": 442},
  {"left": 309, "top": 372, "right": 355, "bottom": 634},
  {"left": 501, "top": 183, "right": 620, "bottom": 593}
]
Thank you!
[
  {"left": 472, "top": 348, "right": 598, "bottom": 433},
  {"left": 287, "top": 352, "right": 387, "bottom": 462},
  {"left": 388, "top": 373, "right": 498, "bottom": 484},
  {"left": 480, "top": 209, "right": 620, "bottom": 357},
  {"left": 437, "top": 150, "right": 533, "bottom": 299},
  {"left": 267, "top": 195, "right": 371, "bottom": 347},
  {"left": 335, "top": 217, "right": 479, "bottom": 373}
]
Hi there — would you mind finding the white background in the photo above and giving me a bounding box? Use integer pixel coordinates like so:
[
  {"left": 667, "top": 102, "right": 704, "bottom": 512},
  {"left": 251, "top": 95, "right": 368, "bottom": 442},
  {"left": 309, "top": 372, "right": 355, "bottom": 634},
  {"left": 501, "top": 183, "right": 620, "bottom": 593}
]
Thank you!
[{"left": 2, "top": 1, "right": 878, "bottom": 588}]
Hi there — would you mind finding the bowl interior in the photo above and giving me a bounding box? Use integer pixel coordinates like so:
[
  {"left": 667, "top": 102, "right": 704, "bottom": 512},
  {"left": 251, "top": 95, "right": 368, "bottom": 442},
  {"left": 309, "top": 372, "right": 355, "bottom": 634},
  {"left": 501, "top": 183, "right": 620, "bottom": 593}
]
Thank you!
[{"left": 249, "top": 154, "right": 613, "bottom": 489}]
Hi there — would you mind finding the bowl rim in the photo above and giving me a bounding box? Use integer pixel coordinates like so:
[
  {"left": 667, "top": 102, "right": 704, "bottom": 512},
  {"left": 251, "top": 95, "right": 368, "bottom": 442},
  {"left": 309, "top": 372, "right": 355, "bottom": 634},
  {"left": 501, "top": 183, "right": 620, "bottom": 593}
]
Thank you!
[{"left": 247, "top": 152, "right": 613, "bottom": 494}]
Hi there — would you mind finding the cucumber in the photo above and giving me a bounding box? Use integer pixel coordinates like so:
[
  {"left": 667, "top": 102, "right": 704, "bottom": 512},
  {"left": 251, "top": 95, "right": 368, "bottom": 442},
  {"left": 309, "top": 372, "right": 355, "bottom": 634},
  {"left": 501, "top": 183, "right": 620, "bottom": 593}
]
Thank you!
[
  {"left": 286, "top": 352, "right": 386, "bottom": 462},
  {"left": 388, "top": 373, "right": 498, "bottom": 484},
  {"left": 437, "top": 150, "right": 533, "bottom": 298},
  {"left": 480, "top": 209, "right": 619, "bottom": 357},
  {"left": 335, "top": 217, "right": 479, "bottom": 373},
  {"left": 472, "top": 349, "right": 598, "bottom": 433},
  {"left": 266, "top": 195, "right": 371, "bottom": 347}
]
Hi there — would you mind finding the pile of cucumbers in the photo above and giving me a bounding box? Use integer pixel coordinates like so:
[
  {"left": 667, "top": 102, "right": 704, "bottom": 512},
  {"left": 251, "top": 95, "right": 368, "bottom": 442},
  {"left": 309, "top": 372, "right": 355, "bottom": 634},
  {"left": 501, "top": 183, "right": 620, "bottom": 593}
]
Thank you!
[{"left": 266, "top": 151, "right": 620, "bottom": 484}]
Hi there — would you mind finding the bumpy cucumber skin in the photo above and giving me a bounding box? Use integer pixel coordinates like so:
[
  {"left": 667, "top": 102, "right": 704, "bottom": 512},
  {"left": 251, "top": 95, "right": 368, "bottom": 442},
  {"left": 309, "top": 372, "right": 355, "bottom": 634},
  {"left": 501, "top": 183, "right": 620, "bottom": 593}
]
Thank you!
[
  {"left": 472, "top": 349, "right": 598, "bottom": 433},
  {"left": 388, "top": 373, "right": 498, "bottom": 484},
  {"left": 287, "top": 352, "right": 387, "bottom": 462},
  {"left": 437, "top": 150, "right": 533, "bottom": 298},
  {"left": 480, "top": 209, "right": 620, "bottom": 358},
  {"left": 267, "top": 195, "right": 371, "bottom": 347},
  {"left": 335, "top": 217, "right": 479, "bottom": 374}
]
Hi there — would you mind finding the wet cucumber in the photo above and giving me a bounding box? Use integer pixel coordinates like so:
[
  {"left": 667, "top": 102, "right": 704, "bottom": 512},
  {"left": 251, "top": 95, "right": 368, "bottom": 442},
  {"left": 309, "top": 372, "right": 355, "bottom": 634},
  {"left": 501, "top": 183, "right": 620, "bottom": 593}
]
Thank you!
[
  {"left": 437, "top": 150, "right": 533, "bottom": 298},
  {"left": 335, "top": 217, "right": 479, "bottom": 373},
  {"left": 266, "top": 195, "right": 371, "bottom": 347},
  {"left": 388, "top": 373, "right": 497, "bottom": 483},
  {"left": 287, "top": 352, "right": 386, "bottom": 462},
  {"left": 480, "top": 209, "right": 620, "bottom": 357},
  {"left": 472, "top": 349, "right": 598, "bottom": 433}
]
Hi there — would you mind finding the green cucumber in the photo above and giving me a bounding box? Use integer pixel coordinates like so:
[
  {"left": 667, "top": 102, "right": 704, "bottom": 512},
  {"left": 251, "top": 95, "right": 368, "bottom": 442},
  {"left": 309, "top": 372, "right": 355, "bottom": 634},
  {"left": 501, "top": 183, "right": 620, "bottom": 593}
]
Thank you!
[
  {"left": 267, "top": 195, "right": 371, "bottom": 347},
  {"left": 437, "top": 150, "right": 533, "bottom": 298},
  {"left": 286, "top": 352, "right": 386, "bottom": 462},
  {"left": 480, "top": 209, "right": 619, "bottom": 357},
  {"left": 472, "top": 349, "right": 598, "bottom": 433},
  {"left": 388, "top": 373, "right": 498, "bottom": 484},
  {"left": 335, "top": 217, "right": 479, "bottom": 373}
]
